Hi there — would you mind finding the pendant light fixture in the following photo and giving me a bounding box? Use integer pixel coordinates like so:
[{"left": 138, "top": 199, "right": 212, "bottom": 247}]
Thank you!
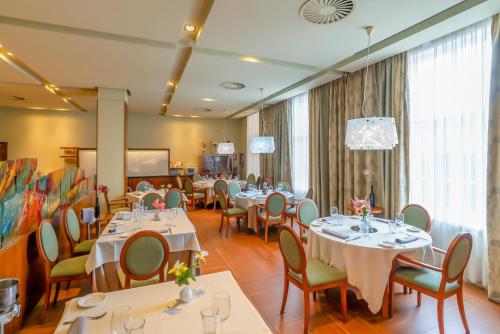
[
  {"left": 217, "top": 110, "right": 235, "bottom": 154},
  {"left": 345, "top": 26, "right": 398, "bottom": 150},
  {"left": 249, "top": 88, "right": 275, "bottom": 154}
]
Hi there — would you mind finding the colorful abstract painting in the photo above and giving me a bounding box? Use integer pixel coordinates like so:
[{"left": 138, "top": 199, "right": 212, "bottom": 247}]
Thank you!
[
  {"left": 0, "top": 191, "right": 29, "bottom": 247},
  {"left": 0, "top": 160, "right": 16, "bottom": 202},
  {"left": 15, "top": 158, "right": 37, "bottom": 193}
]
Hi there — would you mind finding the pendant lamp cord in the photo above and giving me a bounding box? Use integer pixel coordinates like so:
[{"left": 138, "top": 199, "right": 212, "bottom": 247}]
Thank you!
[
  {"left": 259, "top": 88, "right": 266, "bottom": 134},
  {"left": 222, "top": 110, "right": 227, "bottom": 141},
  {"left": 361, "top": 26, "right": 373, "bottom": 118}
]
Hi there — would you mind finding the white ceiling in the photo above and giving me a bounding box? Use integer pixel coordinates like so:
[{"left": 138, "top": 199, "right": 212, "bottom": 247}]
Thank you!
[{"left": 0, "top": 0, "right": 498, "bottom": 117}]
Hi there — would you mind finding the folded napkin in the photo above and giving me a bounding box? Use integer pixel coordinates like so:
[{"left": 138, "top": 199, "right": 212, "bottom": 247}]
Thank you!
[
  {"left": 81, "top": 208, "right": 95, "bottom": 224},
  {"left": 68, "top": 316, "right": 88, "bottom": 334},
  {"left": 322, "top": 227, "right": 351, "bottom": 240},
  {"left": 395, "top": 235, "right": 418, "bottom": 244}
]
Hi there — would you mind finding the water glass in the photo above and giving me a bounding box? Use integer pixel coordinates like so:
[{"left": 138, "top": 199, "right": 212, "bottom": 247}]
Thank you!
[
  {"left": 330, "top": 206, "right": 339, "bottom": 225},
  {"left": 200, "top": 306, "right": 219, "bottom": 334},
  {"left": 212, "top": 291, "right": 231, "bottom": 331},
  {"left": 111, "top": 306, "right": 132, "bottom": 334},
  {"left": 395, "top": 213, "right": 405, "bottom": 230},
  {"left": 124, "top": 317, "right": 145, "bottom": 334},
  {"left": 389, "top": 220, "right": 397, "bottom": 234}
]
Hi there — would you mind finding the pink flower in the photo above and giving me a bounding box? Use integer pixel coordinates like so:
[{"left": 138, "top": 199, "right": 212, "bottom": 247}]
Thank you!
[{"left": 152, "top": 199, "right": 165, "bottom": 210}]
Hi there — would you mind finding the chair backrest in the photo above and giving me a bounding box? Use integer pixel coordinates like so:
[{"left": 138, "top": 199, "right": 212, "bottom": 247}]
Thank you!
[
  {"left": 278, "top": 226, "right": 306, "bottom": 275},
  {"left": 247, "top": 174, "right": 256, "bottom": 186},
  {"left": 136, "top": 181, "right": 151, "bottom": 192},
  {"left": 401, "top": 204, "right": 432, "bottom": 232},
  {"left": 37, "top": 220, "right": 59, "bottom": 265},
  {"left": 119, "top": 231, "right": 170, "bottom": 289},
  {"left": 183, "top": 178, "right": 194, "bottom": 194},
  {"left": 64, "top": 208, "right": 81, "bottom": 244},
  {"left": 217, "top": 188, "right": 229, "bottom": 211},
  {"left": 442, "top": 233, "right": 473, "bottom": 283},
  {"left": 142, "top": 193, "right": 163, "bottom": 210},
  {"left": 297, "top": 199, "right": 319, "bottom": 228},
  {"left": 176, "top": 176, "right": 183, "bottom": 190},
  {"left": 265, "top": 192, "right": 286, "bottom": 217},
  {"left": 164, "top": 189, "right": 182, "bottom": 208},
  {"left": 193, "top": 173, "right": 202, "bottom": 182},
  {"left": 256, "top": 176, "right": 262, "bottom": 190},
  {"left": 214, "top": 179, "right": 228, "bottom": 195},
  {"left": 305, "top": 188, "right": 313, "bottom": 199},
  {"left": 228, "top": 182, "right": 241, "bottom": 200},
  {"left": 276, "top": 182, "right": 290, "bottom": 192}
]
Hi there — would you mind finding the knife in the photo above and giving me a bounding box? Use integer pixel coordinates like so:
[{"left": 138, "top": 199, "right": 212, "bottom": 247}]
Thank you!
[{"left": 345, "top": 235, "right": 362, "bottom": 243}]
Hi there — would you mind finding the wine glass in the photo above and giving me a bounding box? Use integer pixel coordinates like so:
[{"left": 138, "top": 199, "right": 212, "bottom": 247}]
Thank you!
[
  {"left": 124, "top": 317, "right": 145, "bottom": 334},
  {"left": 212, "top": 291, "right": 231, "bottom": 333},
  {"left": 111, "top": 306, "right": 131, "bottom": 334},
  {"left": 330, "top": 206, "right": 339, "bottom": 225},
  {"left": 200, "top": 306, "right": 218, "bottom": 334},
  {"left": 395, "top": 213, "right": 405, "bottom": 232}
]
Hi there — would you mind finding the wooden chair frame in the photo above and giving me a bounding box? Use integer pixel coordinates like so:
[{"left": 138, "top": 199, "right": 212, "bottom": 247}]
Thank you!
[
  {"left": 213, "top": 179, "right": 228, "bottom": 211},
  {"left": 278, "top": 226, "right": 347, "bottom": 334},
  {"left": 295, "top": 200, "right": 315, "bottom": 244},
  {"left": 257, "top": 192, "right": 287, "bottom": 243},
  {"left": 102, "top": 191, "right": 132, "bottom": 213},
  {"left": 389, "top": 233, "right": 473, "bottom": 334},
  {"left": 401, "top": 203, "right": 432, "bottom": 232},
  {"left": 63, "top": 207, "right": 88, "bottom": 257},
  {"left": 217, "top": 188, "right": 247, "bottom": 237},
  {"left": 245, "top": 173, "right": 256, "bottom": 190},
  {"left": 135, "top": 180, "right": 152, "bottom": 191},
  {"left": 37, "top": 220, "right": 90, "bottom": 321},
  {"left": 119, "top": 230, "right": 170, "bottom": 289},
  {"left": 164, "top": 188, "right": 183, "bottom": 208},
  {"left": 141, "top": 192, "right": 163, "bottom": 210},
  {"left": 183, "top": 178, "right": 206, "bottom": 210}
]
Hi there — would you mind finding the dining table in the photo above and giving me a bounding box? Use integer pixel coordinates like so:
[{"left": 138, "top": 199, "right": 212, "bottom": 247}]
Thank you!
[
  {"left": 234, "top": 190, "right": 294, "bottom": 232},
  {"left": 85, "top": 208, "right": 201, "bottom": 292},
  {"left": 126, "top": 189, "right": 188, "bottom": 212},
  {"left": 54, "top": 271, "right": 272, "bottom": 334},
  {"left": 306, "top": 215, "right": 434, "bottom": 315},
  {"left": 193, "top": 178, "right": 246, "bottom": 208}
]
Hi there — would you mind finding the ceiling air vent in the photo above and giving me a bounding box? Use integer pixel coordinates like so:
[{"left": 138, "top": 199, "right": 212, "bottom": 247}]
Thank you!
[
  {"left": 299, "top": 0, "right": 354, "bottom": 24},
  {"left": 219, "top": 82, "right": 245, "bottom": 90},
  {"left": 194, "top": 107, "right": 212, "bottom": 112}
]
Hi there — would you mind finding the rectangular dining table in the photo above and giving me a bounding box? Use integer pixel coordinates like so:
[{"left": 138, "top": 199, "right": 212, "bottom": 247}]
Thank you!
[
  {"left": 85, "top": 208, "right": 201, "bottom": 292},
  {"left": 54, "top": 271, "right": 272, "bottom": 334}
]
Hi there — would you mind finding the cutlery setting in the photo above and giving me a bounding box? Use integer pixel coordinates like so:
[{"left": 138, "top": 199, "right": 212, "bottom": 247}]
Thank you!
[{"left": 63, "top": 312, "right": 107, "bottom": 325}]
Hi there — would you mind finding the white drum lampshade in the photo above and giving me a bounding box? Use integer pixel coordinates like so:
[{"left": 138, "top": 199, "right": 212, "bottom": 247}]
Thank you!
[
  {"left": 345, "top": 117, "right": 398, "bottom": 150},
  {"left": 249, "top": 136, "right": 275, "bottom": 153},
  {"left": 216, "top": 142, "right": 235, "bottom": 154}
]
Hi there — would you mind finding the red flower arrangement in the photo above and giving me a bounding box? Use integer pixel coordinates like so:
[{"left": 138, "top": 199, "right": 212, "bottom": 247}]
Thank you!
[
  {"left": 152, "top": 199, "right": 165, "bottom": 211},
  {"left": 95, "top": 184, "right": 108, "bottom": 194}
]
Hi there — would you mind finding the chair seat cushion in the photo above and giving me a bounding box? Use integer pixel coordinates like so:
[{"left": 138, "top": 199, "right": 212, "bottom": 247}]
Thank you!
[
  {"left": 394, "top": 267, "right": 460, "bottom": 293},
  {"left": 257, "top": 212, "right": 284, "bottom": 222},
  {"left": 285, "top": 207, "right": 297, "bottom": 216},
  {"left": 73, "top": 239, "right": 95, "bottom": 255},
  {"left": 110, "top": 207, "right": 130, "bottom": 215},
  {"left": 225, "top": 207, "right": 247, "bottom": 215},
  {"left": 289, "top": 258, "right": 346, "bottom": 287},
  {"left": 50, "top": 255, "right": 88, "bottom": 278},
  {"left": 117, "top": 268, "right": 160, "bottom": 289}
]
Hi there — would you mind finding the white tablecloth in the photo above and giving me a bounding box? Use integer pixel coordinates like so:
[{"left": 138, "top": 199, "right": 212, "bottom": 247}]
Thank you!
[
  {"left": 235, "top": 191, "right": 294, "bottom": 232},
  {"left": 54, "top": 271, "right": 272, "bottom": 334},
  {"left": 126, "top": 190, "right": 188, "bottom": 212},
  {"left": 194, "top": 179, "right": 246, "bottom": 207},
  {"left": 306, "top": 216, "right": 434, "bottom": 313}
]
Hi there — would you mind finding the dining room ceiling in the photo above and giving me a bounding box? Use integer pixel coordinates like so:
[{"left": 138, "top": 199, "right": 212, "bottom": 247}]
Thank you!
[{"left": 0, "top": 0, "right": 498, "bottom": 118}]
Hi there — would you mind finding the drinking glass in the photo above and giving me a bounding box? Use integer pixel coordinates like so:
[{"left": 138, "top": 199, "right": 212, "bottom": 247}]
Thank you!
[
  {"left": 124, "top": 317, "right": 145, "bottom": 334},
  {"left": 395, "top": 213, "right": 405, "bottom": 231},
  {"left": 212, "top": 291, "right": 231, "bottom": 332},
  {"left": 111, "top": 306, "right": 132, "bottom": 334},
  {"left": 330, "top": 206, "right": 339, "bottom": 225},
  {"left": 389, "top": 220, "right": 397, "bottom": 234},
  {"left": 200, "top": 306, "right": 219, "bottom": 334}
]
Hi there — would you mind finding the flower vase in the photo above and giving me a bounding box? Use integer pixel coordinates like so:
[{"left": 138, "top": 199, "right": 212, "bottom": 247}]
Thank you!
[
  {"left": 179, "top": 285, "right": 193, "bottom": 303},
  {"left": 153, "top": 210, "right": 161, "bottom": 221}
]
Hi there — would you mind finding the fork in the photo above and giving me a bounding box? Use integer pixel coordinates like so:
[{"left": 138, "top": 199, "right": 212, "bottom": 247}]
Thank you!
[{"left": 63, "top": 312, "right": 107, "bottom": 325}]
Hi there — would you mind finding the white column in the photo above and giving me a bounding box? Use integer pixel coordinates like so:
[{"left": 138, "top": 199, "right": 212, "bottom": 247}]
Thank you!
[{"left": 97, "top": 87, "right": 128, "bottom": 198}]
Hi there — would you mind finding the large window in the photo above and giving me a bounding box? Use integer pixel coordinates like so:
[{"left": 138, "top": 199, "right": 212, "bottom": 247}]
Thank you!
[
  {"left": 290, "top": 93, "right": 309, "bottom": 198},
  {"left": 246, "top": 112, "right": 260, "bottom": 177}
]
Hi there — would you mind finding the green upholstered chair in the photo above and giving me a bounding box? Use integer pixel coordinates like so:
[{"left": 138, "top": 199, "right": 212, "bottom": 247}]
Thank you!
[
  {"left": 37, "top": 220, "right": 90, "bottom": 320},
  {"left": 257, "top": 192, "right": 286, "bottom": 243},
  {"left": 118, "top": 230, "right": 170, "bottom": 289},
  {"left": 296, "top": 199, "right": 319, "bottom": 244},
  {"left": 389, "top": 233, "right": 473, "bottom": 334},
  {"left": 217, "top": 188, "right": 247, "bottom": 237},
  {"left": 164, "top": 188, "right": 182, "bottom": 208},
  {"left": 278, "top": 226, "right": 348, "bottom": 333},
  {"left": 141, "top": 193, "right": 163, "bottom": 210},
  {"left": 401, "top": 204, "right": 432, "bottom": 232},
  {"left": 228, "top": 181, "right": 241, "bottom": 207},
  {"left": 213, "top": 179, "right": 228, "bottom": 211},
  {"left": 193, "top": 173, "right": 203, "bottom": 182},
  {"left": 63, "top": 208, "right": 96, "bottom": 256},
  {"left": 256, "top": 176, "right": 262, "bottom": 190},
  {"left": 246, "top": 173, "right": 256, "bottom": 190},
  {"left": 276, "top": 181, "right": 290, "bottom": 192},
  {"left": 176, "top": 176, "right": 184, "bottom": 191},
  {"left": 102, "top": 190, "right": 131, "bottom": 215},
  {"left": 136, "top": 181, "right": 151, "bottom": 192},
  {"left": 183, "top": 178, "right": 205, "bottom": 210},
  {"left": 305, "top": 188, "right": 313, "bottom": 199}
]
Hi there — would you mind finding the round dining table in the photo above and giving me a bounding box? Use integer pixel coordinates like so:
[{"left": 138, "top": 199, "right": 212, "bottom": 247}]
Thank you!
[{"left": 306, "top": 215, "right": 434, "bottom": 314}]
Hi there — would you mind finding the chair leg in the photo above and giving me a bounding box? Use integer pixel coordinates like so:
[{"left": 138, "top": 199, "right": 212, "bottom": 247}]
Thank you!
[
  {"left": 66, "top": 281, "right": 71, "bottom": 289},
  {"left": 264, "top": 222, "right": 269, "bottom": 243},
  {"left": 456, "top": 288, "right": 470, "bottom": 333},
  {"left": 219, "top": 214, "right": 224, "bottom": 233},
  {"left": 41, "top": 283, "right": 52, "bottom": 321},
  {"left": 313, "top": 292, "right": 317, "bottom": 301},
  {"left": 388, "top": 279, "right": 394, "bottom": 318},
  {"left": 417, "top": 291, "right": 422, "bottom": 307},
  {"left": 303, "top": 289, "right": 311, "bottom": 334},
  {"left": 226, "top": 217, "right": 230, "bottom": 238},
  {"left": 437, "top": 299, "right": 445, "bottom": 334},
  {"left": 403, "top": 285, "right": 408, "bottom": 294},
  {"left": 340, "top": 284, "right": 347, "bottom": 323},
  {"left": 237, "top": 217, "right": 241, "bottom": 231},
  {"left": 280, "top": 278, "right": 290, "bottom": 314},
  {"left": 409, "top": 288, "right": 413, "bottom": 294},
  {"left": 53, "top": 282, "right": 61, "bottom": 305}
]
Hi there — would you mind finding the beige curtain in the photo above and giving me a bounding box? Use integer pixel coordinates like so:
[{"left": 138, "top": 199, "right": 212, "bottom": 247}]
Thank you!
[
  {"left": 487, "top": 14, "right": 500, "bottom": 303},
  {"left": 310, "top": 53, "right": 408, "bottom": 218},
  {"left": 260, "top": 101, "right": 292, "bottom": 187}
]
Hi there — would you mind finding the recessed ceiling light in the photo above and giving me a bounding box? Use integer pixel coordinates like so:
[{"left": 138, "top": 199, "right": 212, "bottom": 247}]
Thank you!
[
  {"left": 201, "top": 98, "right": 215, "bottom": 102},
  {"left": 167, "top": 81, "right": 175, "bottom": 87},
  {"left": 162, "top": 103, "right": 167, "bottom": 107},
  {"left": 190, "top": 115, "right": 200, "bottom": 118},
  {"left": 6, "top": 52, "right": 14, "bottom": 56},
  {"left": 171, "top": 114, "right": 183, "bottom": 117},
  {"left": 55, "top": 108, "right": 69, "bottom": 111},
  {"left": 240, "top": 56, "right": 261, "bottom": 64},
  {"left": 29, "top": 107, "right": 44, "bottom": 110},
  {"left": 183, "top": 24, "right": 196, "bottom": 32}
]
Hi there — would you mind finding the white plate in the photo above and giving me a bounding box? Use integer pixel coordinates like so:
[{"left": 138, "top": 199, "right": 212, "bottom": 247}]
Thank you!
[
  {"left": 77, "top": 293, "right": 107, "bottom": 308},
  {"left": 406, "top": 226, "right": 421, "bottom": 233},
  {"left": 379, "top": 241, "right": 396, "bottom": 248},
  {"left": 311, "top": 221, "right": 323, "bottom": 227},
  {"left": 119, "top": 232, "right": 132, "bottom": 238},
  {"left": 109, "top": 220, "right": 126, "bottom": 226}
]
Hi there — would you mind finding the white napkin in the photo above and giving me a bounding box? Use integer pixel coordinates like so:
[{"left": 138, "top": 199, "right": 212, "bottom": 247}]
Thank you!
[
  {"left": 322, "top": 226, "right": 355, "bottom": 240},
  {"left": 81, "top": 208, "right": 95, "bottom": 224},
  {"left": 67, "top": 316, "right": 88, "bottom": 334}
]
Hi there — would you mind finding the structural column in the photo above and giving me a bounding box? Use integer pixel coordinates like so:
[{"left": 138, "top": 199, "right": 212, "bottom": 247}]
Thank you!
[{"left": 97, "top": 87, "right": 128, "bottom": 198}]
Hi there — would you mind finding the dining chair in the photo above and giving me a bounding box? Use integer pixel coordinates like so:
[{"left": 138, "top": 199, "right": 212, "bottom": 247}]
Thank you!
[
  {"left": 305, "top": 188, "right": 313, "bottom": 200},
  {"left": 257, "top": 192, "right": 286, "bottom": 243},
  {"left": 218, "top": 188, "right": 248, "bottom": 237},
  {"left": 246, "top": 173, "right": 256, "bottom": 190},
  {"left": 193, "top": 173, "right": 203, "bottom": 182},
  {"left": 101, "top": 189, "right": 132, "bottom": 215},
  {"left": 213, "top": 179, "right": 228, "bottom": 211},
  {"left": 118, "top": 230, "right": 170, "bottom": 289},
  {"left": 141, "top": 193, "right": 163, "bottom": 210},
  {"left": 228, "top": 181, "right": 241, "bottom": 207},
  {"left": 135, "top": 181, "right": 151, "bottom": 192},
  {"left": 278, "top": 226, "right": 348, "bottom": 333},
  {"left": 164, "top": 188, "right": 183, "bottom": 208},
  {"left": 389, "top": 232, "right": 473, "bottom": 334},
  {"left": 296, "top": 199, "right": 319, "bottom": 244},
  {"left": 183, "top": 178, "right": 205, "bottom": 210},
  {"left": 401, "top": 204, "right": 432, "bottom": 232},
  {"left": 63, "top": 208, "right": 96, "bottom": 257},
  {"left": 37, "top": 220, "right": 90, "bottom": 320},
  {"left": 276, "top": 181, "right": 290, "bottom": 192},
  {"left": 176, "top": 176, "right": 184, "bottom": 191}
]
